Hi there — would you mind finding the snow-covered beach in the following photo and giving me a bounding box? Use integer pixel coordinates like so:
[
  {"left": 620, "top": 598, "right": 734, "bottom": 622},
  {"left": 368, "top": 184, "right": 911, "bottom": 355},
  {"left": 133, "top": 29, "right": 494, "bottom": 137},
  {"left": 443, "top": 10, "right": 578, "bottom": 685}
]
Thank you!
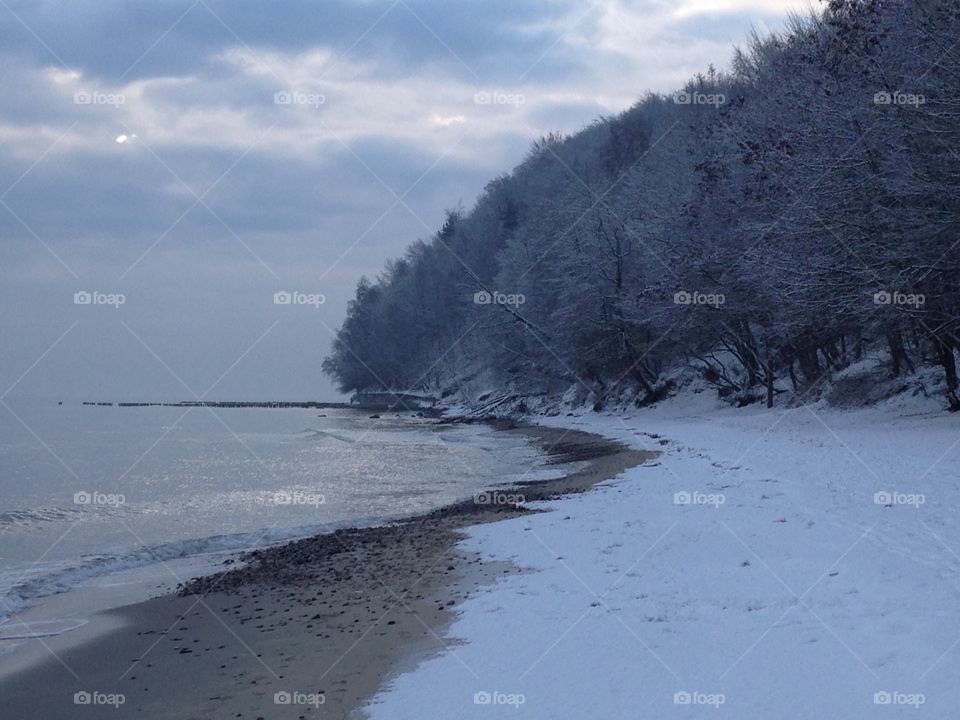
[
  {"left": 367, "top": 390, "right": 959, "bottom": 718},
  {"left": 3, "top": 392, "right": 955, "bottom": 719}
]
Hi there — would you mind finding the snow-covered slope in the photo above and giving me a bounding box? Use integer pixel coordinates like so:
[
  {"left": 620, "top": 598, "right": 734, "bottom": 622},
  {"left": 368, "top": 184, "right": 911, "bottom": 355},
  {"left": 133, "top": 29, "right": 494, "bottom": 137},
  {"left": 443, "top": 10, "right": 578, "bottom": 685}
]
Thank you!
[{"left": 366, "top": 391, "right": 959, "bottom": 718}]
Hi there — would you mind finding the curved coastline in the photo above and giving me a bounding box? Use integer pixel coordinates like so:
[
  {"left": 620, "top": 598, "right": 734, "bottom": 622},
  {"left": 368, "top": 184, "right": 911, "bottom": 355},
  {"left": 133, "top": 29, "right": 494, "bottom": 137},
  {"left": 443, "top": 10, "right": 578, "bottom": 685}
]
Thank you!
[{"left": 0, "top": 420, "right": 654, "bottom": 719}]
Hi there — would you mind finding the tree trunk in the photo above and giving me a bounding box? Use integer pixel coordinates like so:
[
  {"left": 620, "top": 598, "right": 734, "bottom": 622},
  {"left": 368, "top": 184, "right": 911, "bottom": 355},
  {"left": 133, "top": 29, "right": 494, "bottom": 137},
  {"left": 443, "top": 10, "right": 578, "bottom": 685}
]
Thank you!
[
  {"left": 887, "top": 331, "right": 905, "bottom": 377},
  {"left": 765, "top": 356, "right": 774, "bottom": 408},
  {"left": 935, "top": 337, "right": 960, "bottom": 410},
  {"left": 788, "top": 359, "right": 799, "bottom": 391},
  {"left": 798, "top": 345, "right": 821, "bottom": 384}
]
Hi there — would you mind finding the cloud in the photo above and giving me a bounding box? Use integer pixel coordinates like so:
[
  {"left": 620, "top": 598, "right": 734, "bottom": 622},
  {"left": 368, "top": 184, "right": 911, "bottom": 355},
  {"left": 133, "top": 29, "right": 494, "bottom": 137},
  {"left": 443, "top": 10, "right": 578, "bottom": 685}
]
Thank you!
[
  {"left": 0, "top": 0, "right": 804, "bottom": 399},
  {"left": 669, "top": 0, "right": 815, "bottom": 19}
]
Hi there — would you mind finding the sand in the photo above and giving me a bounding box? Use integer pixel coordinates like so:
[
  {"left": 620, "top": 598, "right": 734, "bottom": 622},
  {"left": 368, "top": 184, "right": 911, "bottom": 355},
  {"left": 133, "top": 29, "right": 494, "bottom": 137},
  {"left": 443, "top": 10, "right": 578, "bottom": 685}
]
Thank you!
[{"left": 0, "top": 422, "right": 652, "bottom": 719}]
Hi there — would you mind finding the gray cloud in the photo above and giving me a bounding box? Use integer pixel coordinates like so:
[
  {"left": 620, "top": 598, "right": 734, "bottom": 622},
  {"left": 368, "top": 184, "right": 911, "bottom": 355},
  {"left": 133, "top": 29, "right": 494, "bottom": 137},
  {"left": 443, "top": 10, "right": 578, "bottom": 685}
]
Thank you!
[
  {"left": 0, "top": 0, "right": 581, "bottom": 82},
  {"left": 0, "top": 0, "right": 803, "bottom": 401}
]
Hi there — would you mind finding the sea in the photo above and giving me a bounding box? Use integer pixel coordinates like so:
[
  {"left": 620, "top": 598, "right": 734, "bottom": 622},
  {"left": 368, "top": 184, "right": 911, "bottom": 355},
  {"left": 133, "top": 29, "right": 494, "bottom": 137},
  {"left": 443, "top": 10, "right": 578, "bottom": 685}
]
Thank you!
[{"left": 0, "top": 400, "right": 550, "bottom": 656}]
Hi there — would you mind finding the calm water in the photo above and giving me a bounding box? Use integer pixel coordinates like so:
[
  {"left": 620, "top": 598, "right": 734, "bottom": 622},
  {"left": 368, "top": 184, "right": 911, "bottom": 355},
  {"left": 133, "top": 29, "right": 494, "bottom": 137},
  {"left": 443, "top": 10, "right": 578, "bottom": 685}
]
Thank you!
[{"left": 0, "top": 402, "right": 547, "bottom": 623}]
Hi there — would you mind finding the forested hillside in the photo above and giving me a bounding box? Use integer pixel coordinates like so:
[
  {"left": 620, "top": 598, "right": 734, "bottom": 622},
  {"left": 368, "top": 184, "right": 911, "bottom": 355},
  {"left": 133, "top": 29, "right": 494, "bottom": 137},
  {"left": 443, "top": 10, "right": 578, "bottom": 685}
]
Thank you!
[{"left": 323, "top": 0, "right": 960, "bottom": 411}]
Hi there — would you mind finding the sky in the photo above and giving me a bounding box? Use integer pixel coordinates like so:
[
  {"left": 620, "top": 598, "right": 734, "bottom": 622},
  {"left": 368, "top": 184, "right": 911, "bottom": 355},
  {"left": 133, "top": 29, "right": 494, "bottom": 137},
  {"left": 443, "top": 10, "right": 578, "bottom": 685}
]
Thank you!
[{"left": 0, "top": 0, "right": 812, "bottom": 402}]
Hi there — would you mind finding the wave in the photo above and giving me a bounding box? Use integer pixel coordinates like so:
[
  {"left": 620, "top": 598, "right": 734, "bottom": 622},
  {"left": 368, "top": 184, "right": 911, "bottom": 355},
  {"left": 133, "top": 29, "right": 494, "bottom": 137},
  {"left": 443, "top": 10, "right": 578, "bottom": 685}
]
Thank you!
[
  {"left": 0, "top": 517, "right": 388, "bottom": 624},
  {"left": 0, "top": 506, "right": 86, "bottom": 529},
  {"left": 0, "top": 618, "right": 87, "bottom": 641}
]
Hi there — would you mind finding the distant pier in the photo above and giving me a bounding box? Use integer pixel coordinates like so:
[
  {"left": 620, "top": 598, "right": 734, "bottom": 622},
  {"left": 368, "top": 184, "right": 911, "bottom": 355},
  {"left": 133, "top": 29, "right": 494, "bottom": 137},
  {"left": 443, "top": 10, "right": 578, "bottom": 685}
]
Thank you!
[{"left": 75, "top": 393, "right": 439, "bottom": 412}]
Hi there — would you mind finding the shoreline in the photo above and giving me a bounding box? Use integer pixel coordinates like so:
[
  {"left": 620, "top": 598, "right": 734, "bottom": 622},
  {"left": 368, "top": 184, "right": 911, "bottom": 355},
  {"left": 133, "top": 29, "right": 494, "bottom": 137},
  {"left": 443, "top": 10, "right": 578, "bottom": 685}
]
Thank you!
[
  {"left": 0, "top": 421, "right": 653, "bottom": 719},
  {"left": 0, "top": 408, "right": 536, "bottom": 647}
]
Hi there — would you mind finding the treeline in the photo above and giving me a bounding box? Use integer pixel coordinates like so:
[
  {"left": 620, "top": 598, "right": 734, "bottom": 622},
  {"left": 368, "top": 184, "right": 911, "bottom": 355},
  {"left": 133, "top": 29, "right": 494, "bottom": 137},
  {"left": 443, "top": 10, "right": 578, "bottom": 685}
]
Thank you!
[{"left": 324, "top": 0, "right": 960, "bottom": 411}]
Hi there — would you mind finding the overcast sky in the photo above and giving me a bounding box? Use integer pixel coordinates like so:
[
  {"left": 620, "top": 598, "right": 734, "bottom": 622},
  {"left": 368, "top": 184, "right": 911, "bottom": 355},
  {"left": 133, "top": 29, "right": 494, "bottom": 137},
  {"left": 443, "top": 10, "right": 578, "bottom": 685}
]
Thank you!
[{"left": 0, "top": 0, "right": 811, "bottom": 402}]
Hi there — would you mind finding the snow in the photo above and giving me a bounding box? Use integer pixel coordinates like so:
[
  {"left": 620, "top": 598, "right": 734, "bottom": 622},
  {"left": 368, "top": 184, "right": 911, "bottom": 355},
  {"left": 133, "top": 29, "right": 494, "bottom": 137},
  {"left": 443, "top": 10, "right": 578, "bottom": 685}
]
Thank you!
[{"left": 365, "top": 390, "right": 960, "bottom": 718}]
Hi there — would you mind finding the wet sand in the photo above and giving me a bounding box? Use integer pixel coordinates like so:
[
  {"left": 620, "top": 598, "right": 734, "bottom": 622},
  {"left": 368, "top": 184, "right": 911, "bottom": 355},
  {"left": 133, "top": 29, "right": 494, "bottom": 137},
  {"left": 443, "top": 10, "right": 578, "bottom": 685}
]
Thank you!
[{"left": 0, "top": 423, "right": 652, "bottom": 719}]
